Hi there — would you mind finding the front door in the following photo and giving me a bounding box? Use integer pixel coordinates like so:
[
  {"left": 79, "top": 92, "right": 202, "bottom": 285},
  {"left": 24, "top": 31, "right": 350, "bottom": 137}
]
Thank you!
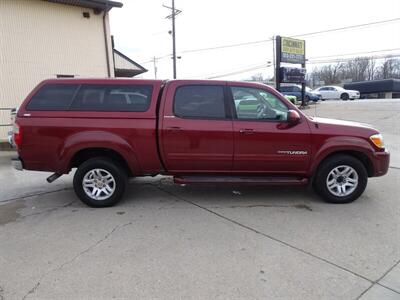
[
  {"left": 229, "top": 84, "right": 311, "bottom": 175},
  {"left": 160, "top": 82, "right": 234, "bottom": 173}
]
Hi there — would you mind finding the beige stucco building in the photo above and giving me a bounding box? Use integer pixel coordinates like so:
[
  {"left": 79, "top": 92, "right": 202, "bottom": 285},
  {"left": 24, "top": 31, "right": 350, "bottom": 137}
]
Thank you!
[{"left": 0, "top": 0, "right": 146, "bottom": 141}]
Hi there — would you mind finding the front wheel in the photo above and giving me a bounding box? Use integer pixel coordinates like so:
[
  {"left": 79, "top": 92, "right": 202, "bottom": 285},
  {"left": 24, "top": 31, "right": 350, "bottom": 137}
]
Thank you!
[
  {"left": 340, "top": 93, "right": 349, "bottom": 100},
  {"left": 73, "top": 157, "right": 127, "bottom": 207},
  {"left": 314, "top": 154, "right": 367, "bottom": 203}
]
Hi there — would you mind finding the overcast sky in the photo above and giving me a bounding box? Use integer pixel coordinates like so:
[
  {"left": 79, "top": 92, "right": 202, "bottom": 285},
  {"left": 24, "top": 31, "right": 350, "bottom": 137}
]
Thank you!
[{"left": 110, "top": 0, "right": 400, "bottom": 80}]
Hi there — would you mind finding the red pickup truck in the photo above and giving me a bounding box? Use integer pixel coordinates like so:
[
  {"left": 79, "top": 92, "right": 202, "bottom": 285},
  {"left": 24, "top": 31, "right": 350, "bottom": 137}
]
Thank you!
[{"left": 12, "top": 78, "right": 389, "bottom": 207}]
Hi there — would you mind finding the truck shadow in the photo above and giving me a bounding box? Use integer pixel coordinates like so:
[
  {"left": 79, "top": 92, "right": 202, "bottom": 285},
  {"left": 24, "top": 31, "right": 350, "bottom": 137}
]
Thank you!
[{"left": 124, "top": 176, "right": 321, "bottom": 210}]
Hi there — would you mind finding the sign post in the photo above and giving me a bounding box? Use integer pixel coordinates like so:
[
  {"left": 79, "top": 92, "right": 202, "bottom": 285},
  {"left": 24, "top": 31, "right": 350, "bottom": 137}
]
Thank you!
[{"left": 275, "top": 36, "right": 307, "bottom": 106}]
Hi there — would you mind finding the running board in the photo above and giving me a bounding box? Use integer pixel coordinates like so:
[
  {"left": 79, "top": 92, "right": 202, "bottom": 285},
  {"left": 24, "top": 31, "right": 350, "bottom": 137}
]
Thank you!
[{"left": 174, "top": 175, "right": 308, "bottom": 186}]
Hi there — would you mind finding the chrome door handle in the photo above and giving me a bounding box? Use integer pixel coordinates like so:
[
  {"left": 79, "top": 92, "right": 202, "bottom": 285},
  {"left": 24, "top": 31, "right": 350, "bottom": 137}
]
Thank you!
[
  {"left": 166, "top": 126, "right": 182, "bottom": 131},
  {"left": 239, "top": 128, "right": 255, "bottom": 134}
]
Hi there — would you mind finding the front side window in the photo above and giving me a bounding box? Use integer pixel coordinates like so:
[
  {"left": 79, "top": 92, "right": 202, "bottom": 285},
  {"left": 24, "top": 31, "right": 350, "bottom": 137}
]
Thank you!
[
  {"left": 27, "top": 84, "right": 79, "bottom": 110},
  {"left": 70, "top": 84, "right": 152, "bottom": 111},
  {"left": 173, "top": 85, "right": 226, "bottom": 119},
  {"left": 231, "top": 87, "right": 288, "bottom": 121}
]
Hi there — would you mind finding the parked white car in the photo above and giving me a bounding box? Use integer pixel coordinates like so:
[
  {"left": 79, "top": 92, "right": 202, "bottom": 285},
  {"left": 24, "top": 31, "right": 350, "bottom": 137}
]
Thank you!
[{"left": 313, "top": 86, "right": 360, "bottom": 100}]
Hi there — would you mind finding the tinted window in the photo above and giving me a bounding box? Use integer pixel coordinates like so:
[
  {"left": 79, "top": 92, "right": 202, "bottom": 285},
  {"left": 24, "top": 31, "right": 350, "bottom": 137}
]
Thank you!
[
  {"left": 174, "top": 85, "right": 226, "bottom": 119},
  {"left": 280, "top": 86, "right": 294, "bottom": 92},
  {"left": 231, "top": 87, "right": 288, "bottom": 121},
  {"left": 27, "top": 84, "right": 78, "bottom": 110},
  {"left": 70, "top": 84, "right": 152, "bottom": 112},
  {"left": 293, "top": 86, "right": 301, "bottom": 92},
  {"left": 319, "top": 87, "right": 328, "bottom": 91}
]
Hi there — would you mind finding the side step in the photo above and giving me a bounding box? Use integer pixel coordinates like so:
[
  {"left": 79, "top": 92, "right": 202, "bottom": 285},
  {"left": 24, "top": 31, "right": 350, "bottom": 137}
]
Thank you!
[{"left": 174, "top": 175, "right": 308, "bottom": 186}]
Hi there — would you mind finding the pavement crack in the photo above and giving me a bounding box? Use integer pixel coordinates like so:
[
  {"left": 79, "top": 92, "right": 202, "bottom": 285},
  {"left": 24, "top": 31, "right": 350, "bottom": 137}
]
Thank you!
[
  {"left": 209, "top": 204, "right": 313, "bottom": 211},
  {"left": 0, "top": 187, "right": 72, "bottom": 204},
  {"left": 22, "top": 282, "right": 40, "bottom": 300},
  {"left": 153, "top": 184, "right": 374, "bottom": 285},
  {"left": 356, "top": 259, "right": 400, "bottom": 299},
  {"left": 21, "top": 221, "right": 132, "bottom": 299},
  {"left": 22, "top": 200, "right": 76, "bottom": 219}
]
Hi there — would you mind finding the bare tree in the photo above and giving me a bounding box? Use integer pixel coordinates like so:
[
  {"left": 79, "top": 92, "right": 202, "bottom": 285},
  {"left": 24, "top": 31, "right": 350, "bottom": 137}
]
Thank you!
[
  {"left": 310, "top": 63, "right": 343, "bottom": 85},
  {"left": 377, "top": 58, "right": 400, "bottom": 79},
  {"left": 249, "top": 73, "right": 265, "bottom": 82},
  {"left": 310, "top": 57, "right": 400, "bottom": 85},
  {"left": 366, "top": 57, "right": 376, "bottom": 80},
  {"left": 339, "top": 57, "right": 370, "bottom": 82}
]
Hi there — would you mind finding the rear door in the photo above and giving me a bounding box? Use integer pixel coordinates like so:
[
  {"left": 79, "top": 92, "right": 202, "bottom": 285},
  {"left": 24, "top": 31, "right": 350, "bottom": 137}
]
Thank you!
[
  {"left": 159, "top": 81, "right": 234, "bottom": 173},
  {"left": 229, "top": 83, "right": 311, "bottom": 174}
]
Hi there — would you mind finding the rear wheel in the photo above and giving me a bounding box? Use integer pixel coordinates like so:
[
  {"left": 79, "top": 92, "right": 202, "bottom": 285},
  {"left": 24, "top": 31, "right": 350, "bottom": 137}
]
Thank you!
[
  {"left": 73, "top": 157, "right": 127, "bottom": 207},
  {"left": 314, "top": 154, "right": 367, "bottom": 203}
]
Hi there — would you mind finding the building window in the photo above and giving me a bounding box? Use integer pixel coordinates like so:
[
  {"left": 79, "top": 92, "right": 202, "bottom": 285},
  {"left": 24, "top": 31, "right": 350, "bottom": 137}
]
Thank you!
[{"left": 56, "top": 74, "right": 74, "bottom": 78}]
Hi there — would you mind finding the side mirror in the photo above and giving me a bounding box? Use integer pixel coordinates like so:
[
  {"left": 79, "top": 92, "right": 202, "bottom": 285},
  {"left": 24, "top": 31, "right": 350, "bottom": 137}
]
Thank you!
[{"left": 287, "top": 110, "right": 301, "bottom": 125}]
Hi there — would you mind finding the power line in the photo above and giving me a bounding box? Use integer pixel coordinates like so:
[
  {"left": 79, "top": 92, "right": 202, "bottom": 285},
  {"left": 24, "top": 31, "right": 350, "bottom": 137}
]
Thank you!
[
  {"left": 308, "top": 53, "right": 400, "bottom": 64},
  {"left": 140, "top": 17, "right": 400, "bottom": 63},
  {"left": 202, "top": 53, "right": 400, "bottom": 79},
  {"left": 186, "top": 17, "right": 400, "bottom": 54},
  {"left": 307, "top": 48, "right": 400, "bottom": 60},
  {"left": 203, "top": 49, "right": 400, "bottom": 78},
  {"left": 203, "top": 63, "right": 272, "bottom": 79}
]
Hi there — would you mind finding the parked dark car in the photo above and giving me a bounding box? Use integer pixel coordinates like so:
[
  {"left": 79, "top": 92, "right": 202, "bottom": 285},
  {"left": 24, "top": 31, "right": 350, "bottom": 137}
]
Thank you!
[
  {"left": 280, "top": 85, "right": 321, "bottom": 102},
  {"left": 12, "top": 78, "right": 389, "bottom": 207}
]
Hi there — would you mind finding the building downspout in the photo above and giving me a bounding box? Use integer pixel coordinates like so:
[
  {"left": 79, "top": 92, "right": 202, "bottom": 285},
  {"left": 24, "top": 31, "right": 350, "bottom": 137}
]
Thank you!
[{"left": 102, "top": 7, "right": 111, "bottom": 77}]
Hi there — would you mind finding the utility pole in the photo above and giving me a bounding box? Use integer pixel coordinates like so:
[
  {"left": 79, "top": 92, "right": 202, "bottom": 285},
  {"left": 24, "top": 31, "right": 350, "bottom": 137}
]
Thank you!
[
  {"left": 171, "top": 0, "right": 177, "bottom": 79},
  {"left": 163, "top": 1, "right": 182, "bottom": 79},
  {"left": 152, "top": 56, "right": 158, "bottom": 79}
]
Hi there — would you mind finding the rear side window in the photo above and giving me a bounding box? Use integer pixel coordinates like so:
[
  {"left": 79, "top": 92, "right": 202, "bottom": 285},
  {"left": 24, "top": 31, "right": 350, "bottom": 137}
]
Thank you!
[
  {"left": 70, "top": 84, "right": 153, "bottom": 112},
  {"left": 26, "top": 84, "right": 79, "bottom": 110},
  {"left": 173, "top": 85, "right": 226, "bottom": 119}
]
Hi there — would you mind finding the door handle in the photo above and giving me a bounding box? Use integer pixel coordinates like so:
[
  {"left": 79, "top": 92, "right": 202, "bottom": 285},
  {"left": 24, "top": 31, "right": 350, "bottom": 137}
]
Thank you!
[
  {"left": 239, "top": 128, "right": 255, "bottom": 134},
  {"left": 166, "top": 126, "right": 183, "bottom": 131}
]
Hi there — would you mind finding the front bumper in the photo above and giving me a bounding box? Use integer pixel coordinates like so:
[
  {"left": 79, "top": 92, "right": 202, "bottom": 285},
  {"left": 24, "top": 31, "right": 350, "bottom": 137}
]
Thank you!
[
  {"left": 372, "top": 150, "right": 390, "bottom": 176},
  {"left": 11, "top": 157, "right": 23, "bottom": 171}
]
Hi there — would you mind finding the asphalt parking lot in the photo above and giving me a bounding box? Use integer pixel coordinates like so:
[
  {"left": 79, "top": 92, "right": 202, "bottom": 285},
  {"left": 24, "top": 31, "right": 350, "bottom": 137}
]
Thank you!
[{"left": 0, "top": 99, "right": 399, "bottom": 299}]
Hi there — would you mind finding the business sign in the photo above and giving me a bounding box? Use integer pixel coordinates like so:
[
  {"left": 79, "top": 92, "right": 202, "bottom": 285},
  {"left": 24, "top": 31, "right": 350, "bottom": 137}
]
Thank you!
[
  {"left": 280, "top": 67, "right": 306, "bottom": 83},
  {"left": 280, "top": 37, "right": 305, "bottom": 64}
]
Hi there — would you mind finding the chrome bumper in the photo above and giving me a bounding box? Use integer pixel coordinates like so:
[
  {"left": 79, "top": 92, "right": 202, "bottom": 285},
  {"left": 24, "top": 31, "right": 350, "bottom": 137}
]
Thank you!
[{"left": 11, "top": 157, "right": 23, "bottom": 171}]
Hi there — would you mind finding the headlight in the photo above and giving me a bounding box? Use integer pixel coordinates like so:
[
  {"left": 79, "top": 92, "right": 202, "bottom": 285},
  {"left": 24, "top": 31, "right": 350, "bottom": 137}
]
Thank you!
[{"left": 370, "top": 133, "right": 384, "bottom": 149}]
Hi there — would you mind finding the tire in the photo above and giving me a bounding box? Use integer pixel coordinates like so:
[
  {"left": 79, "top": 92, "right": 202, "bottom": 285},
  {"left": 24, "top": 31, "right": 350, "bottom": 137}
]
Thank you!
[
  {"left": 73, "top": 157, "right": 127, "bottom": 207},
  {"left": 314, "top": 154, "right": 368, "bottom": 204},
  {"left": 305, "top": 96, "right": 310, "bottom": 102},
  {"left": 340, "top": 93, "right": 349, "bottom": 100}
]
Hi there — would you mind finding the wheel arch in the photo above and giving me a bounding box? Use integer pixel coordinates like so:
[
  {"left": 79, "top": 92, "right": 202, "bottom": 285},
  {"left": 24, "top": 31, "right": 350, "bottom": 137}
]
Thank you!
[
  {"left": 56, "top": 130, "right": 142, "bottom": 176},
  {"left": 311, "top": 150, "right": 374, "bottom": 184},
  {"left": 70, "top": 147, "right": 134, "bottom": 177}
]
